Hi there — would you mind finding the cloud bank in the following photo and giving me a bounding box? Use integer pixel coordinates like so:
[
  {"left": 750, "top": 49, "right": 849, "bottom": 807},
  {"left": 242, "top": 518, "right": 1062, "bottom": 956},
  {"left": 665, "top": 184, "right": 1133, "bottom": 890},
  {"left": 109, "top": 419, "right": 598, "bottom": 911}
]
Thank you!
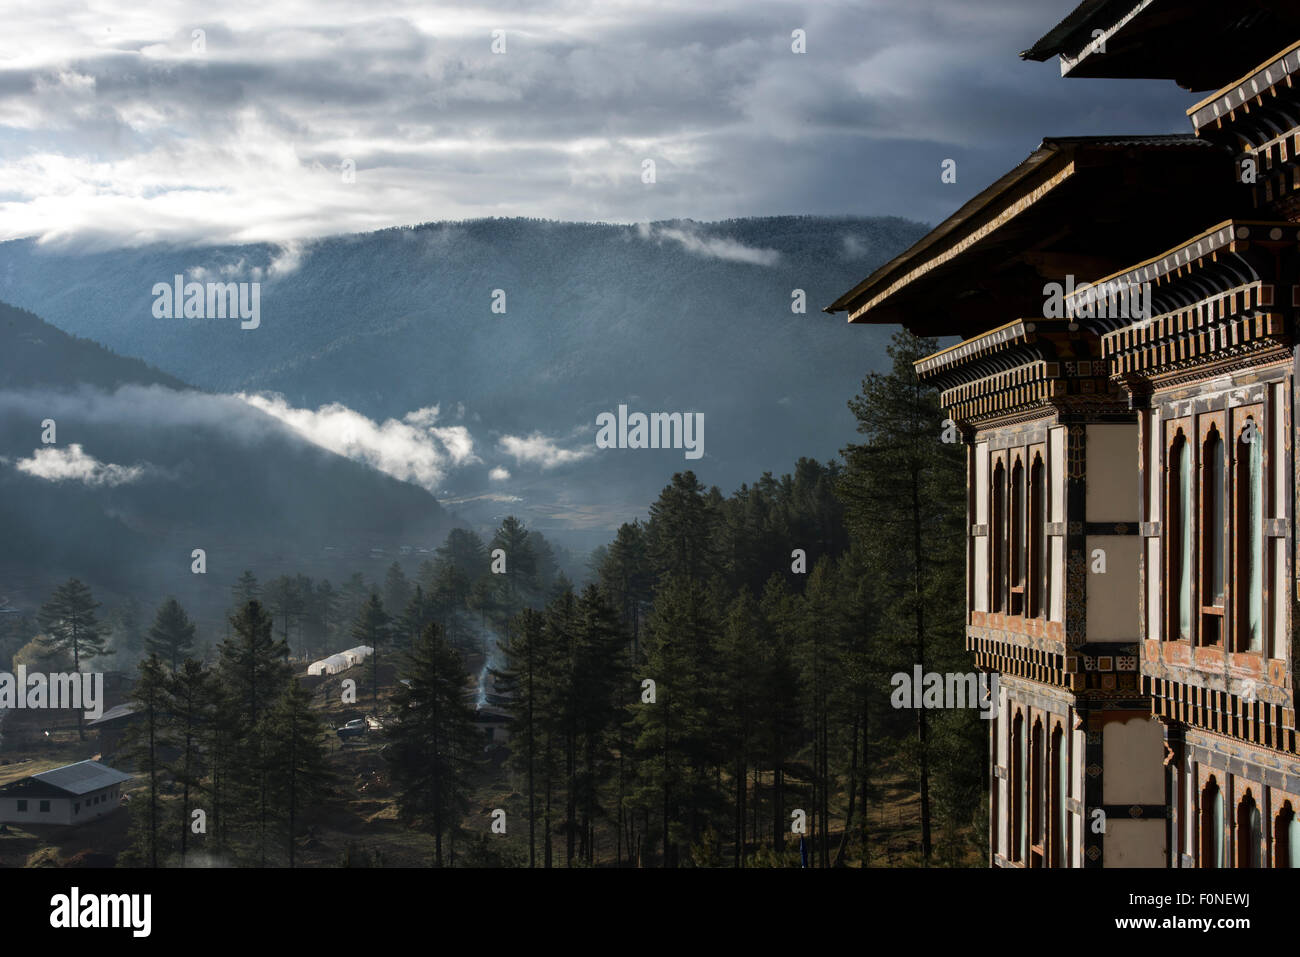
[
  {"left": 499, "top": 432, "right": 592, "bottom": 469},
  {"left": 0, "top": 0, "right": 1198, "bottom": 249},
  {"left": 237, "top": 394, "right": 482, "bottom": 491},
  {"left": 14, "top": 444, "right": 147, "bottom": 486}
]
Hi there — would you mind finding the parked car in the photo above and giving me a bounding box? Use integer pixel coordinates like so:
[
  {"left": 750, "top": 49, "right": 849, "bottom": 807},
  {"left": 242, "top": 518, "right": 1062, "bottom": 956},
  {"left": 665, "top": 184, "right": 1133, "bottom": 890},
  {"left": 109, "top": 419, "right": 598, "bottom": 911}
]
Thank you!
[{"left": 336, "top": 718, "right": 367, "bottom": 740}]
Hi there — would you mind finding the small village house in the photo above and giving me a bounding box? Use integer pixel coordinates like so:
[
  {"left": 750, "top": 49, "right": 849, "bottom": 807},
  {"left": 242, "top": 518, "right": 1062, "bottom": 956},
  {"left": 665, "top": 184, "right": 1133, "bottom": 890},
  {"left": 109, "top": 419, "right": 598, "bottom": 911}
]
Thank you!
[{"left": 0, "top": 760, "right": 131, "bottom": 827}]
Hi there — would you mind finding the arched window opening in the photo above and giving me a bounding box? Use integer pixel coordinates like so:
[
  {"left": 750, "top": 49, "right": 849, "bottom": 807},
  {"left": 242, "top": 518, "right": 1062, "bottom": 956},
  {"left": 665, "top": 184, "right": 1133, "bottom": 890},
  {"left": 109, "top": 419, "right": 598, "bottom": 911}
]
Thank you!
[
  {"left": 1275, "top": 802, "right": 1299, "bottom": 868},
  {"left": 1169, "top": 432, "right": 1193, "bottom": 641},
  {"left": 1236, "top": 419, "right": 1264, "bottom": 653},
  {"left": 992, "top": 461, "right": 1006, "bottom": 614},
  {"left": 1011, "top": 711, "right": 1026, "bottom": 863},
  {"left": 1236, "top": 790, "right": 1262, "bottom": 868},
  {"left": 1049, "top": 724, "right": 1065, "bottom": 867},
  {"left": 1029, "top": 455, "right": 1045, "bottom": 618},
  {"left": 1030, "top": 719, "right": 1044, "bottom": 866},
  {"left": 1200, "top": 777, "right": 1224, "bottom": 868},
  {"left": 1010, "top": 458, "right": 1025, "bottom": 616},
  {"left": 1201, "top": 428, "right": 1225, "bottom": 646}
]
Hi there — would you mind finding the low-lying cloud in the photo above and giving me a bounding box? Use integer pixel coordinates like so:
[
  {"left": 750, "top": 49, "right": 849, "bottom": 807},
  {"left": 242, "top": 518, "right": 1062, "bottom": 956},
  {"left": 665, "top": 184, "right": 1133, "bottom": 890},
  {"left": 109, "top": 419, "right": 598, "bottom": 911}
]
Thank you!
[
  {"left": 499, "top": 432, "right": 593, "bottom": 469},
  {"left": 14, "top": 443, "right": 147, "bottom": 487},
  {"left": 637, "top": 223, "right": 780, "bottom": 266},
  {"left": 237, "top": 394, "right": 481, "bottom": 491},
  {"left": 0, "top": 386, "right": 595, "bottom": 496}
]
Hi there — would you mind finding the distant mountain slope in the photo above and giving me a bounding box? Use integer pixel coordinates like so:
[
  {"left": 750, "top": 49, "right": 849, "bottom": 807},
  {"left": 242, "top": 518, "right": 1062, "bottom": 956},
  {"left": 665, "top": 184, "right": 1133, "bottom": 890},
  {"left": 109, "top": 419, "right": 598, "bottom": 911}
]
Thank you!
[
  {"left": 0, "top": 216, "right": 929, "bottom": 546},
  {"left": 0, "top": 299, "right": 454, "bottom": 624},
  {"left": 0, "top": 300, "right": 187, "bottom": 392}
]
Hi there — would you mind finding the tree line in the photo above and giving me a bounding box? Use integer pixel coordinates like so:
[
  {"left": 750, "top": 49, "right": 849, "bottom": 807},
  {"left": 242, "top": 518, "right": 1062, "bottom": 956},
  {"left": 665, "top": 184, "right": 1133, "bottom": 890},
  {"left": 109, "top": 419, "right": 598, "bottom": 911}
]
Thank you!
[
  {"left": 11, "top": 331, "right": 982, "bottom": 867},
  {"left": 480, "top": 331, "right": 980, "bottom": 866}
]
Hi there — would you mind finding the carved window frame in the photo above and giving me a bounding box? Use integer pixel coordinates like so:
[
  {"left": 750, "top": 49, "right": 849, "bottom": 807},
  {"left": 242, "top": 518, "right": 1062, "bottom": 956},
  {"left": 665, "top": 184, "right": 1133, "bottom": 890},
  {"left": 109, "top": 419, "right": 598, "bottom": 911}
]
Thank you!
[
  {"left": 1164, "top": 416, "right": 1194, "bottom": 642},
  {"left": 1197, "top": 411, "right": 1228, "bottom": 648}
]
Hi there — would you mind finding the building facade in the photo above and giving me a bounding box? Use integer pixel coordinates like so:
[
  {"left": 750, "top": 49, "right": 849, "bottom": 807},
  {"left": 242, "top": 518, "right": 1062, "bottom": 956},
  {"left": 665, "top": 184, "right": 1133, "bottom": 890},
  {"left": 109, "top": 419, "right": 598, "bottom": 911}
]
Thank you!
[
  {"left": 829, "top": 1, "right": 1300, "bottom": 866},
  {"left": 0, "top": 760, "right": 130, "bottom": 827}
]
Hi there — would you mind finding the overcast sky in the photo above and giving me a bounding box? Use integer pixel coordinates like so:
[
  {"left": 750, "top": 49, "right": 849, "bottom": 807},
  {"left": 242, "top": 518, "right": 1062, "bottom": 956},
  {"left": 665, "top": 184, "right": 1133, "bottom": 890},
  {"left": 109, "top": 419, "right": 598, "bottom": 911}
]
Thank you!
[{"left": 0, "top": 0, "right": 1199, "bottom": 249}]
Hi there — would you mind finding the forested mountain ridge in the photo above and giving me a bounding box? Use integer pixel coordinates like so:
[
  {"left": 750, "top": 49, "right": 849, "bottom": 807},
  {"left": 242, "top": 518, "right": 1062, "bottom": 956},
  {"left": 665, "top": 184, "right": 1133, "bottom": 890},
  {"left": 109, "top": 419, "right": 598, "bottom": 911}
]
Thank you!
[
  {"left": 0, "top": 300, "right": 186, "bottom": 392},
  {"left": 0, "top": 299, "right": 455, "bottom": 624},
  {"left": 0, "top": 216, "right": 930, "bottom": 528}
]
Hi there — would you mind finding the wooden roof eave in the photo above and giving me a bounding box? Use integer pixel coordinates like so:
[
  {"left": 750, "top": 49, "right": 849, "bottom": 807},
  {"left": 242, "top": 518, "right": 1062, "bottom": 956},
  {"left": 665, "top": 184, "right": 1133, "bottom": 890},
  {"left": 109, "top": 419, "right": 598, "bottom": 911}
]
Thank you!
[
  {"left": 825, "top": 136, "right": 1223, "bottom": 334},
  {"left": 1050, "top": 0, "right": 1158, "bottom": 79},
  {"left": 1022, "top": 0, "right": 1300, "bottom": 91},
  {"left": 843, "top": 161, "right": 1077, "bottom": 325},
  {"left": 824, "top": 146, "right": 1068, "bottom": 321},
  {"left": 1188, "top": 39, "right": 1300, "bottom": 136},
  {"left": 1063, "top": 219, "right": 1297, "bottom": 321}
]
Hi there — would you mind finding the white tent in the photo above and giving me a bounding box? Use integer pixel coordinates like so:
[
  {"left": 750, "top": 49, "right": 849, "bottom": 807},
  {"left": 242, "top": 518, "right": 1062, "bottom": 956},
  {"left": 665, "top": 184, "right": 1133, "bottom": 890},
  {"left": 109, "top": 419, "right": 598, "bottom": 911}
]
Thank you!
[
  {"left": 342, "top": 645, "right": 374, "bottom": 667},
  {"left": 307, "top": 653, "right": 351, "bottom": 676}
]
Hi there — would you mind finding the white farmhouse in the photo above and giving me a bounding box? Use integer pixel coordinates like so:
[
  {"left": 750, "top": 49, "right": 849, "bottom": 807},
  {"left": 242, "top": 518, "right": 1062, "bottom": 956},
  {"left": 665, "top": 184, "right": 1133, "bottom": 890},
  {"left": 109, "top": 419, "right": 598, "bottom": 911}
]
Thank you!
[{"left": 0, "top": 760, "right": 130, "bottom": 826}]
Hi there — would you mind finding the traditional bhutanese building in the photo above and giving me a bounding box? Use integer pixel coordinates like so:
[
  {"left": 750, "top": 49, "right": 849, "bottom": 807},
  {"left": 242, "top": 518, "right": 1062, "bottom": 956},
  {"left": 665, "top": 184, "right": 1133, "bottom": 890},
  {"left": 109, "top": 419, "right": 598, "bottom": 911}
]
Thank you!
[{"left": 828, "top": 1, "right": 1300, "bottom": 867}]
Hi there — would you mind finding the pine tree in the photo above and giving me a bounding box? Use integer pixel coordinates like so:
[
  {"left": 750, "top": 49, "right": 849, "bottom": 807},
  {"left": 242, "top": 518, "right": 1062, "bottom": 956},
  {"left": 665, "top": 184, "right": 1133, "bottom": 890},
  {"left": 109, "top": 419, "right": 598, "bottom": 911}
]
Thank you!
[
  {"left": 838, "top": 330, "right": 966, "bottom": 864},
  {"left": 231, "top": 570, "right": 260, "bottom": 607},
  {"left": 302, "top": 578, "right": 336, "bottom": 662},
  {"left": 37, "top": 578, "right": 109, "bottom": 739},
  {"left": 646, "top": 472, "right": 719, "bottom": 584},
  {"left": 795, "top": 556, "right": 851, "bottom": 867},
  {"left": 124, "top": 654, "right": 170, "bottom": 867},
  {"left": 717, "top": 589, "right": 769, "bottom": 866},
  {"left": 568, "top": 585, "right": 628, "bottom": 865},
  {"left": 262, "top": 680, "right": 334, "bottom": 867},
  {"left": 218, "top": 601, "right": 290, "bottom": 726},
  {"left": 146, "top": 597, "right": 197, "bottom": 672},
  {"left": 530, "top": 532, "right": 559, "bottom": 595},
  {"left": 757, "top": 575, "right": 802, "bottom": 857},
  {"left": 431, "top": 560, "right": 473, "bottom": 651},
  {"left": 436, "top": 527, "right": 488, "bottom": 573},
  {"left": 398, "top": 585, "right": 435, "bottom": 653},
  {"left": 383, "top": 562, "right": 412, "bottom": 619},
  {"left": 165, "top": 658, "right": 215, "bottom": 867},
  {"left": 498, "top": 607, "right": 547, "bottom": 867},
  {"left": 216, "top": 600, "right": 290, "bottom": 865},
  {"left": 384, "top": 621, "right": 478, "bottom": 866},
  {"left": 491, "top": 516, "right": 537, "bottom": 625},
  {"left": 264, "top": 575, "right": 305, "bottom": 658},
  {"left": 827, "top": 548, "right": 880, "bottom": 866},
  {"left": 334, "top": 573, "right": 370, "bottom": 645},
  {"left": 630, "top": 575, "right": 719, "bottom": 867},
  {"left": 536, "top": 588, "right": 577, "bottom": 867},
  {"left": 205, "top": 681, "right": 238, "bottom": 859},
  {"left": 598, "top": 521, "right": 653, "bottom": 662},
  {"left": 351, "top": 593, "right": 391, "bottom": 705}
]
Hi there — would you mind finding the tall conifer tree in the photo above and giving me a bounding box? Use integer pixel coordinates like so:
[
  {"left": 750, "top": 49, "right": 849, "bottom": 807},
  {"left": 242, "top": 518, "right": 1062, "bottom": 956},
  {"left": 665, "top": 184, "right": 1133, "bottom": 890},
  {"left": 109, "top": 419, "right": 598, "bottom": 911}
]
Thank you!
[{"left": 838, "top": 330, "right": 965, "bottom": 864}]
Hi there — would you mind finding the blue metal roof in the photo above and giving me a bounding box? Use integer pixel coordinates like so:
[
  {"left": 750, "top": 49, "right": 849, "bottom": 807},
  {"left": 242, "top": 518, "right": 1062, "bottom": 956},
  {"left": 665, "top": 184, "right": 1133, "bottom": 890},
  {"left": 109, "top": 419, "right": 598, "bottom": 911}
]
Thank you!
[{"left": 31, "top": 760, "right": 131, "bottom": 796}]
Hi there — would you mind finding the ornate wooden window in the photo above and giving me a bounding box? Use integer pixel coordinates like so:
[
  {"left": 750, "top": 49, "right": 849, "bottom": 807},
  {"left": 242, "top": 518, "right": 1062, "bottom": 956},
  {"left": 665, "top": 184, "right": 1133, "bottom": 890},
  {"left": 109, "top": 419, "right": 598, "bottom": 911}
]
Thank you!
[
  {"left": 985, "top": 443, "right": 1048, "bottom": 621},
  {"left": 1275, "top": 801, "right": 1299, "bottom": 868},
  {"left": 1234, "top": 407, "right": 1265, "bottom": 654},
  {"left": 1200, "top": 776, "right": 1224, "bottom": 868},
  {"left": 1167, "top": 764, "right": 1178, "bottom": 865},
  {"left": 1028, "top": 450, "right": 1046, "bottom": 618},
  {"left": 990, "top": 708, "right": 1000, "bottom": 860},
  {"left": 1009, "top": 454, "right": 1026, "bottom": 616},
  {"left": 1165, "top": 422, "right": 1194, "bottom": 641},
  {"left": 1236, "top": 790, "right": 1262, "bottom": 868},
  {"left": 1011, "top": 710, "right": 1025, "bottom": 863},
  {"left": 1199, "top": 414, "right": 1227, "bottom": 647},
  {"left": 1030, "top": 717, "right": 1044, "bottom": 867},
  {"left": 991, "top": 457, "right": 1006, "bottom": 614},
  {"left": 1048, "top": 722, "right": 1066, "bottom": 867}
]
